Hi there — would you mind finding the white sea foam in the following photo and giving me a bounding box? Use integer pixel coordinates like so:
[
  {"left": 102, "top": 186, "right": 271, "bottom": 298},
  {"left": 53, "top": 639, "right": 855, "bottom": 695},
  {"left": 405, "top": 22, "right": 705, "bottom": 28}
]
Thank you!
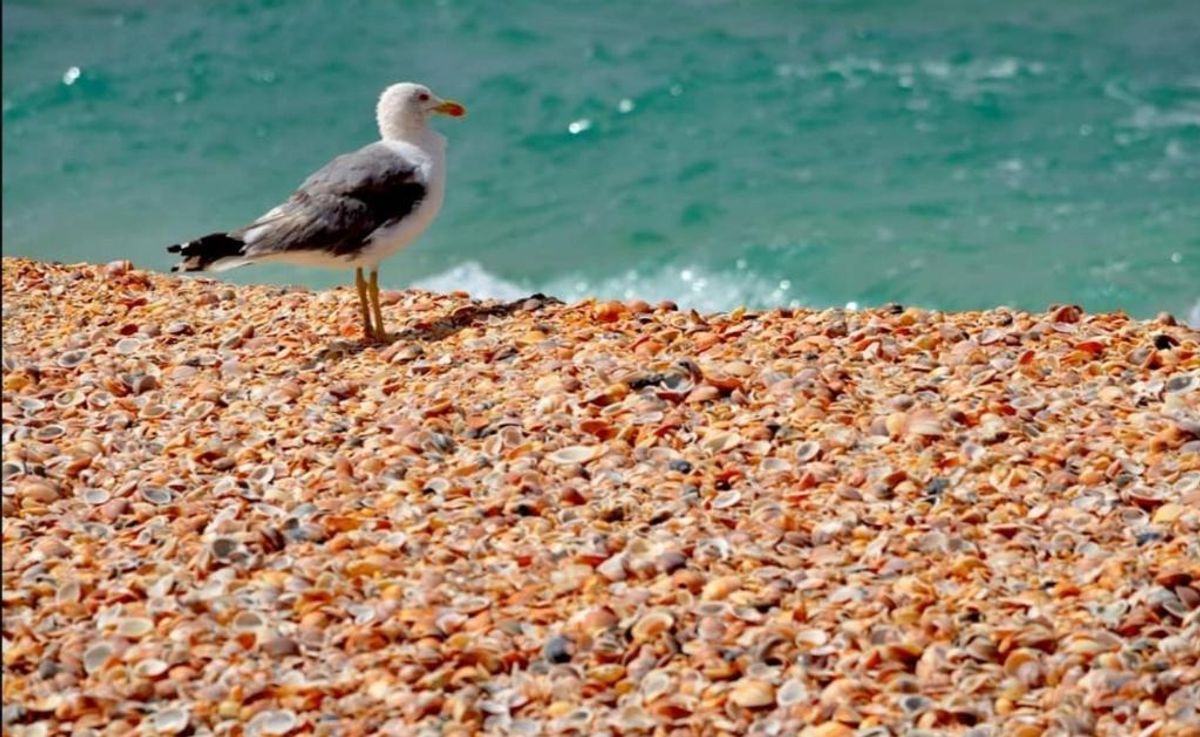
[
  {"left": 410, "top": 261, "right": 529, "bottom": 302},
  {"left": 410, "top": 261, "right": 806, "bottom": 313}
]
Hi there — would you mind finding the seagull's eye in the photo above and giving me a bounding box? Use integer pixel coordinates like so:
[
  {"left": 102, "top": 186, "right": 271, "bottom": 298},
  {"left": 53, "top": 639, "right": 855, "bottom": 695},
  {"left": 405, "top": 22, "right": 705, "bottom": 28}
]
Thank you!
[{"left": 418, "top": 92, "right": 431, "bottom": 102}]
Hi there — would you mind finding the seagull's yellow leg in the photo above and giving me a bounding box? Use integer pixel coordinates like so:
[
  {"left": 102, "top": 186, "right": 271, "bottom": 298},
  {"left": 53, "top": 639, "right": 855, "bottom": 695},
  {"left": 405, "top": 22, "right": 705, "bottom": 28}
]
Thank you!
[
  {"left": 368, "top": 269, "right": 390, "bottom": 342},
  {"left": 354, "top": 267, "right": 374, "bottom": 341}
]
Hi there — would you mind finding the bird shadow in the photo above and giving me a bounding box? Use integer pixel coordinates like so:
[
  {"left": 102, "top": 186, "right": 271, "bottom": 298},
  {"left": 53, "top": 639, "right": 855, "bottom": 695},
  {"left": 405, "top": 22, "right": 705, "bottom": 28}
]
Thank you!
[{"left": 306, "top": 292, "right": 563, "bottom": 367}]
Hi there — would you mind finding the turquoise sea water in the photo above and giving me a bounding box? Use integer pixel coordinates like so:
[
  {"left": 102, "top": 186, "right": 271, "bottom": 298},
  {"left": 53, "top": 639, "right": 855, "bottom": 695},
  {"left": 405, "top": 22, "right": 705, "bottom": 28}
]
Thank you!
[{"left": 4, "top": 0, "right": 1199, "bottom": 321}]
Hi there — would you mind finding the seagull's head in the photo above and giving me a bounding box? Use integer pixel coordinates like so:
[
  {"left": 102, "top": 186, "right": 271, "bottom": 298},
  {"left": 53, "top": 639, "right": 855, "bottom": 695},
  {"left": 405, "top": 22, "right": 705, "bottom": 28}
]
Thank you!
[{"left": 377, "top": 82, "right": 466, "bottom": 140}]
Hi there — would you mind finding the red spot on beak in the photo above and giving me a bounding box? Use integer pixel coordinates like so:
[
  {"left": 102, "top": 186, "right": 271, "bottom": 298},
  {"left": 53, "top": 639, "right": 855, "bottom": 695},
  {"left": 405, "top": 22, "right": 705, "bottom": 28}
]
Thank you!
[{"left": 435, "top": 100, "right": 466, "bottom": 118}]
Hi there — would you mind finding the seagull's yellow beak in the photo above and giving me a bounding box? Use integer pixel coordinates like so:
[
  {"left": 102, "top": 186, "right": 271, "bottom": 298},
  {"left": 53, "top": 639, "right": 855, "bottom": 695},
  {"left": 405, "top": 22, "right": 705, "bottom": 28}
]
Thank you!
[{"left": 433, "top": 100, "right": 466, "bottom": 118}]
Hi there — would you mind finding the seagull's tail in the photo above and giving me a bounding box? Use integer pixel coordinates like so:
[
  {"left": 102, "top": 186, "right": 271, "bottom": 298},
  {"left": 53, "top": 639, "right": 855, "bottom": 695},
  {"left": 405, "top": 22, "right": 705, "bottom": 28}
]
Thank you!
[{"left": 167, "top": 233, "right": 249, "bottom": 273}]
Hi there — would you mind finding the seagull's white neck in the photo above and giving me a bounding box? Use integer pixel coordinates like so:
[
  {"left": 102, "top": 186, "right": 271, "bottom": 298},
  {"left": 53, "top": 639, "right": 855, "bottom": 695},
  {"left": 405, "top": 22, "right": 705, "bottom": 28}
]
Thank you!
[
  {"left": 378, "top": 109, "right": 435, "bottom": 144},
  {"left": 381, "top": 124, "right": 445, "bottom": 159}
]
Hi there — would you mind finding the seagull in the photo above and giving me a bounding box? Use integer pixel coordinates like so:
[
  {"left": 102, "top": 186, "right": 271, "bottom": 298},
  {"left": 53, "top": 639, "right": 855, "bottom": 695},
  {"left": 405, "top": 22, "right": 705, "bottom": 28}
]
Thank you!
[{"left": 168, "top": 82, "right": 466, "bottom": 342}]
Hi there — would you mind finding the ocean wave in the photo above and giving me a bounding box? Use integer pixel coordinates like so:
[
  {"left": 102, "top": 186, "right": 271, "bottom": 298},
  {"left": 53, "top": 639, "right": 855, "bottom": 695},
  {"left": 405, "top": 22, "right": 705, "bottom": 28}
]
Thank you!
[
  {"left": 411, "top": 262, "right": 1200, "bottom": 325},
  {"left": 411, "top": 261, "right": 805, "bottom": 313}
]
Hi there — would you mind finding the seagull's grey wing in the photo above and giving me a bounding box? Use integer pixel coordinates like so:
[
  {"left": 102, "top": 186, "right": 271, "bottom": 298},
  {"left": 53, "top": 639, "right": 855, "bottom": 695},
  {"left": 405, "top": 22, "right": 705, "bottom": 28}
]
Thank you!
[{"left": 236, "top": 142, "right": 427, "bottom": 259}]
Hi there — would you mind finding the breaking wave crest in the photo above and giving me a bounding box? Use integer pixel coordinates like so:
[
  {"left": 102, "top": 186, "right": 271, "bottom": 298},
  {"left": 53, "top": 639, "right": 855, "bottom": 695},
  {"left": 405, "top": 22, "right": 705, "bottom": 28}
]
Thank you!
[{"left": 410, "top": 260, "right": 807, "bottom": 314}]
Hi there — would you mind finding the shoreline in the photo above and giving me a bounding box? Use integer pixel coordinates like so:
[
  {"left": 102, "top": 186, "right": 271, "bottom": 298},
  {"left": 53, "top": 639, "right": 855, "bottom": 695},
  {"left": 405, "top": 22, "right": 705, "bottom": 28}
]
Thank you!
[{"left": 3, "top": 257, "right": 1198, "bottom": 735}]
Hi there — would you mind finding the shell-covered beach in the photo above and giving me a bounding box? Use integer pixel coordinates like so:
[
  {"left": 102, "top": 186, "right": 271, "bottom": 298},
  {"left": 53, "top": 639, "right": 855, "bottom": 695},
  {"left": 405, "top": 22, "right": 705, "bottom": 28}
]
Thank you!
[{"left": 3, "top": 257, "right": 1198, "bottom": 736}]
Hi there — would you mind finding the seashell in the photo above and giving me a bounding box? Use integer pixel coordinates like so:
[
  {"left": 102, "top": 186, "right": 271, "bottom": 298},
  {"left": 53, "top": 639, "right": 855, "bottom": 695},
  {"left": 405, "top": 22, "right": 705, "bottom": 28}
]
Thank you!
[
  {"left": 133, "top": 374, "right": 160, "bottom": 394},
  {"left": 54, "top": 389, "right": 84, "bottom": 408},
  {"left": 57, "top": 349, "right": 88, "bottom": 368},
  {"left": 56, "top": 581, "right": 81, "bottom": 603},
  {"left": 795, "top": 441, "right": 821, "bottom": 462},
  {"left": 712, "top": 490, "right": 742, "bottom": 509},
  {"left": 578, "top": 606, "right": 619, "bottom": 634},
  {"left": 118, "top": 617, "right": 154, "bottom": 639},
  {"left": 83, "top": 642, "right": 114, "bottom": 674},
  {"left": 115, "top": 337, "right": 142, "bottom": 355},
  {"left": 211, "top": 537, "right": 240, "bottom": 559},
  {"left": 34, "top": 424, "right": 65, "bottom": 441},
  {"left": 134, "top": 658, "right": 169, "bottom": 678},
  {"left": 655, "top": 550, "right": 687, "bottom": 574},
  {"left": 1063, "top": 632, "right": 1118, "bottom": 655},
  {"left": 795, "top": 629, "right": 830, "bottom": 649},
  {"left": 263, "top": 635, "right": 300, "bottom": 657},
  {"left": 1165, "top": 374, "right": 1194, "bottom": 393},
  {"left": 696, "top": 616, "right": 725, "bottom": 641},
  {"left": 641, "top": 670, "right": 672, "bottom": 701},
  {"left": 1176, "top": 584, "right": 1200, "bottom": 610},
  {"left": 1003, "top": 647, "right": 1043, "bottom": 680},
  {"left": 492, "top": 424, "right": 520, "bottom": 446},
  {"left": 732, "top": 606, "right": 764, "bottom": 623},
  {"left": 549, "top": 445, "right": 600, "bottom": 465},
  {"left": 219, "top": 331, "right": 244, "bottom": 350},
  {"left": 1158, "top": 635, "right": 1191, "bottom": 656},
  {"left": 579, "top": 418, "right": 615, "bottom": 439},
  {"left": 86, "top": 390, "right": 113, "bottom": 409},
  {"left": 83, "top": 488, "right": 111, "bottom": 505},
  {"left": 907, "top": 409, "right": 943, "bottom": 436},
  {"left": 701, "top": 575, "right": 741, "bottom": 600},
  {"left": 233, "top": 611, "right": 265, "bottom": 631},
  {"left": 185, "top": 401, "right": 214, "bottom": 420},
  {"left": 455, "top": 595, "right": 490, "bottom": 614},
  {"left": 153, "top": 707, "right": 190, "bottom": 735},
  {"left": 140, "top": 403, "right": 168, "bottom": 419},
  {"left": 254, "top": 709, "right": 298, "bottom": 735},
  {"left": 700, "top": 430, "right": 742, "bottom": 453},
  {"left": 1123, "top": 486, "right": 1166, "bottom": 510},
  {"left": 18, "top": 479, "right": 62, "bottom": 504},
  {"left": 2, "top": 460, "right": 24, "bottom": 480},
  {"left": 1010, "top": 394, "right": 1045, "bottom": 412},
  {"left": 18, "top": 396, "right": 46, "bottom": 413},
  {"left": 964, "top": 635, "right": 998, "bottom": 662},
  {"left": 435, "top": 610, "right": 466, "bottom": 633},
  {"left": 729, "top": 678, "right": 775, "bottom": 708},
  {"left": 140, "top": 486, "right": 172, "bottom": 505},
  {"left": 760, "top": 457, "right": 791, "bottom": 474},
  {"left": 885, "top": 412, "right": 908, "bottom": 437},
  {"left": 1152, "top": 504, "right": 1184, "bottom": 524},
  {"left": 422, "top": 477, "right": 450, "bottom": 495},
  {"left": 509, "top": 719, "right": 543, "bottom": 735},
  {"left": 589, "top": 663, "right": 626, "bottom": 684},
  {"left": 654, "top": 372, "right": 694, "bottom": 401},
  {"left": 631, "top": 609, "right": 674, "bottom": 642},
  {"left": 701, "top": 367, "right": 742, "bottom": 392},
  {"left": 597, "top": 555, "right": 627, "bottom": 581},
  {"left": 777, "top": 679, "right": 808, "bottom": 706},
  {"left": 883, "top": 641, "right": 924, "bottom": 665},
  {"left": 979, "top": 328, "right": 1005, "bottom": 345},
  {"left": 1012, "top": 626, "right": 1055, "bottom": 651},
  {"left": 250, "top": 465, "right": 276, "bottom": 485}
]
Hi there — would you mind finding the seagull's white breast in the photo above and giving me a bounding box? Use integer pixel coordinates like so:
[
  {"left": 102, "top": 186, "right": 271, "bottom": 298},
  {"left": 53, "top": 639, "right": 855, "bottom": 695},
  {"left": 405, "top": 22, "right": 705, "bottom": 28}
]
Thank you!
[{"left": 352, "top": 134, "right": 447, "bottom": 269}]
